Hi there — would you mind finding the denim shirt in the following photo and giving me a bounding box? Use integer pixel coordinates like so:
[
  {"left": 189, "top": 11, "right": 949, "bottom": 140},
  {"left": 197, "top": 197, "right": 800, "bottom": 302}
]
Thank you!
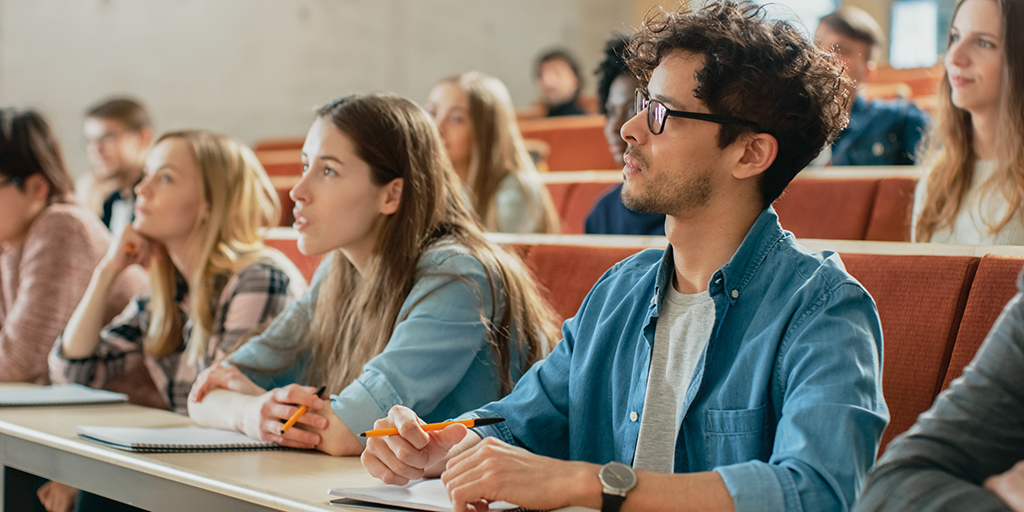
[
  {"left": 464, "top": 207, "right": 888, "bottom": 512},
  {"left": 226, "top": 243, "right": 525, "bottom": 445},
  {"left": 830, "top": 96, "right": 929, "bottom": 166}
]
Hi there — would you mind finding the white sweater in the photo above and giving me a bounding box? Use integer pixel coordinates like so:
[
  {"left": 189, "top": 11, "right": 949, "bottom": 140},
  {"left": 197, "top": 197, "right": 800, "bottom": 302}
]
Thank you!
[{"left": 912, "top": 160, "right": 1024, "bottom": 245}]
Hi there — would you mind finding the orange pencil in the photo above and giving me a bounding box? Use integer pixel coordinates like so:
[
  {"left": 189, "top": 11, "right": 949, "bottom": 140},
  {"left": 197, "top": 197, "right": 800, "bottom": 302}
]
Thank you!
[
  {"left": 124, "top": 242, "right": 136, "bottom": 255},
  {"left": 279, "top": 385, "right": 327, "bottom": 434},
  {"left": 359, "top": 417, "right": 505, "bottom": 438}
]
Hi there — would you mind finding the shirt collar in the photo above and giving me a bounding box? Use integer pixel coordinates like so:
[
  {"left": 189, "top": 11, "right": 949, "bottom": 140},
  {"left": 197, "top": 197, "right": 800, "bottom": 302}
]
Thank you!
[{"left": 653, "top": 207, "right": 785, "bottom": 304}]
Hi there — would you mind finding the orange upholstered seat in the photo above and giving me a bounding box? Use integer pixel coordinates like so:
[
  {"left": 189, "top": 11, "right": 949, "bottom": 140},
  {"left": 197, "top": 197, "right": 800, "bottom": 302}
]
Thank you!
[
  {"left": 840, "top": 253, "right": 977, "bottom": 453},
  {"left": 774, "top": 179, "right": 879, "bottom": 240},
  {"left": 941, "top": 255, "right": 1024, "bottom": 390}
]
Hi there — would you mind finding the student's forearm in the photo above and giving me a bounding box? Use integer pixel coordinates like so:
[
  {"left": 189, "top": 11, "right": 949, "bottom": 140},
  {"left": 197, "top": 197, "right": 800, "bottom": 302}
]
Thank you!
[
  {"left": 620, "top": 470, "right": 734, "bottom": 512},
  {"left": 187, "top": 389, "right": 251, "bottom": 432},
  {"left": 61, "top": 264, "right": 120, "bottom": 359}
]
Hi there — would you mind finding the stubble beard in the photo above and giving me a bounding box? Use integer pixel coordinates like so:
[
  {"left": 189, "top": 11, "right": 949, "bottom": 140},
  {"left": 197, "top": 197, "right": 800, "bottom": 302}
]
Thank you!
[{"left": 621, "top": 148, "right": 714, "bottom": 216}]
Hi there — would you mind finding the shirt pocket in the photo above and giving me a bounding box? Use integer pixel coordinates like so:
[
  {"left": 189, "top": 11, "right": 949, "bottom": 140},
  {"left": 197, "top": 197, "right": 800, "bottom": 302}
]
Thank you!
[{"left": 703, "top": 404, "right": 771, "bottom": 466}]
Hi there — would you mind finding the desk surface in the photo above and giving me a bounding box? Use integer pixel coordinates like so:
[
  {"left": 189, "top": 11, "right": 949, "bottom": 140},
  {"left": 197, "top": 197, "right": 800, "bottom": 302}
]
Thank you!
[{"left": 0, "top": 393, "right": 380, "bottom": 511}]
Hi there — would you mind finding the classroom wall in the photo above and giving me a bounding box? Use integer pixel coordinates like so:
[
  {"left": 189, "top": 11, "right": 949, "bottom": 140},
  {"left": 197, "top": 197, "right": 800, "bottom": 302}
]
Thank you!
[{"left": 0, "top": 0, "right": 632, "bottom": 176}]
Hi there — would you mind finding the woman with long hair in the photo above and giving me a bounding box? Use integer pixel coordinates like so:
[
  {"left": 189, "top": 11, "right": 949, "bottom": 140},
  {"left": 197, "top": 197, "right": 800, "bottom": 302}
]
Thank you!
[
  {"left": 425, "top": 72, "right": 560, "bottom": 233},
  {"left": 51, "top": 130, "right": 305, "bottom": 412},
  {"left": 0, "top": 108, "right": 148, "bottom": 386},
  {"left": 187, "top": 93, "right": 560, "bottom": 456},
  {"left": 912, "top": 0, "right": 1024, "bottom": 244}
]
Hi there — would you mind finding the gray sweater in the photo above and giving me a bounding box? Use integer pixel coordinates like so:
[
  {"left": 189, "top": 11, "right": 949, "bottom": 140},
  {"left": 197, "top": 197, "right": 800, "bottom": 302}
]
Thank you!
[{"left": 855, "top": 270, "right": 1024, "bottom": 511}]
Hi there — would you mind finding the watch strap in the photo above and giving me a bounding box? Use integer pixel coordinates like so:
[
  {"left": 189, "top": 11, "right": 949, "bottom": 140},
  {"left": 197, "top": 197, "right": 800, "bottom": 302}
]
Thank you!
[{"left": 601, "top": 492, "right": 626, "bottom": 512}]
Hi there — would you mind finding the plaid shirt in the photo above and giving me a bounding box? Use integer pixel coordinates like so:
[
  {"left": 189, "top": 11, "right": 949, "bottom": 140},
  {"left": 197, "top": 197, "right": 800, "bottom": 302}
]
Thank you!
[{"left": 50, "top": 262, "right": 298, "bottom": 414}]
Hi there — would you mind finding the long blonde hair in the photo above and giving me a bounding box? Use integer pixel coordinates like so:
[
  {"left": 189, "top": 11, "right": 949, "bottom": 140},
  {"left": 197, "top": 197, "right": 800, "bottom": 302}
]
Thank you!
[
  {"left": 915, "top": 0, "right": 1024, "bottom": 241},
  {"left": 145, "top": 130, "right": 296, "bottom": 364},
  {"left": 436, "top": 72, "right": 560, "bottom": 234},
  {"left": 305, "top": 93, "right": 559, "bottom": 395}
]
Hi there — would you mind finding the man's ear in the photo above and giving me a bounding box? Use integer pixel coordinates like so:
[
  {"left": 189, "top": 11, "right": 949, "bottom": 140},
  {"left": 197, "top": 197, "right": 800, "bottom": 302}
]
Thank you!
[
  {"left": 733, "top": 133, "right": 778, "bottom": 180},
  {"left": 379, "top": 178, "right": 403, "bottom": 215}
]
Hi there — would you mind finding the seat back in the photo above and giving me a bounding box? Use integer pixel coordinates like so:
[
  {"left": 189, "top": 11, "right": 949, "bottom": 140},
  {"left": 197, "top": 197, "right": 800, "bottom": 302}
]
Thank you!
[
  {"left": 865, "top": 177, "right": 917, "bottom": 242},
  {"left": 840, "top": 253, "right": 977, "bottom": 453},
  {"left": 774, "top": 179, "right": 879, "bottom": 240}
]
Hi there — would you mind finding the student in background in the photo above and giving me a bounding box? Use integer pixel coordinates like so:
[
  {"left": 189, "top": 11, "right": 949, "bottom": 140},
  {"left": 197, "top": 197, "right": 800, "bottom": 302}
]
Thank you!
[
  {"left": 585, "top": 34, "right": 667, "bottom": 236},
  {"left": 536, "top": 49, "right": 587, "bottom": 117},
  {"left": 187, "top": 93, "right": 560, "bottom": 456},
  {"left": 855, "top": 270, "right": 1024, "bottom": 511},
  {"left": 815, "top": 7, "right": 929, "bottom": 166},
  {"left": 913, "top": 0, "right": 1024, "bottom": 245},
  {"left": 78, "top": 98, "right": 153, "bottom": 234},
  {"left": 0, "top": 108, "right": 147, "bottom": 384},
  {"left": 51, "top": 129, "right": 304, "bottom": 413},
  {"left": 425, "top": 72, "right": 560, "bottom": 233},
  {"left": 362, "top": 3, "right": 887, "bottom": 511}
]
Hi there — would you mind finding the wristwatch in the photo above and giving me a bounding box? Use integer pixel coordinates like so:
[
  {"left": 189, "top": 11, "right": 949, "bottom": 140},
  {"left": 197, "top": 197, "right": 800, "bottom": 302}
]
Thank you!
[{"left": 598, "top": 461, "right": 637, "bottom": 512}]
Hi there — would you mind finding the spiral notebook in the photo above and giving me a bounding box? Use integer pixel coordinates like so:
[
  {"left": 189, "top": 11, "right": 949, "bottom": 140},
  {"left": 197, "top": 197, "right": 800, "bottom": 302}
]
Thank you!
[
  {"left": 76, "top": 426, "right": 285, "bottom": 453},
  {"left": 0, "top": 384, "right": 128, "bottom": 407}
]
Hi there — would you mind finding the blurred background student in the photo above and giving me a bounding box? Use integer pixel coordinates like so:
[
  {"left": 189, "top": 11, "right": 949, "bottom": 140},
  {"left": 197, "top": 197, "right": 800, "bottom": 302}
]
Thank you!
[
  {"left": 425, "top": 72, "right": 559, "bottom": 233},
  {"left": 535, "top": 48, "right": 587, "bottom": 117},
  {"left": 584, "top": 34, "right": 666, "bottom": 236},
  {"left": 0, "top": 108, "right": 147, "bottom": 385},
  {"left": 912, "top": 0, "right": 1024, "bottom": 245},
  {"left": 188, "top": 93, "right": 559, "bottom": 457},
  {"left": 815, "top": 7, "right": 929, "bottom": 166},
  {"left": 77, "top": 97, "right": 153, "bottom": 234}
]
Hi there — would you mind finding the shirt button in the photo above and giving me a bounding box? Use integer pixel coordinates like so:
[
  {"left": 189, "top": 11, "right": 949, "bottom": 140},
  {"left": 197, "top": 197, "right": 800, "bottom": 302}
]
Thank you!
[
  {"left": 630, "top": 412, "right": 638, "bottom": 422},
  {"left": 731, "top": 289, "right": 739, "bottom": 299},
  {"left": 872, "top": 142, "right": 885, "bottom": 156}
]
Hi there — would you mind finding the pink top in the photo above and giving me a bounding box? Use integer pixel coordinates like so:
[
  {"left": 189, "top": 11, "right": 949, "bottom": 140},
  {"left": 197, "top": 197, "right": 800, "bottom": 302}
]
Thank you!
[{"left": 0, "top": 204, "right": 148, "bottom": 384}]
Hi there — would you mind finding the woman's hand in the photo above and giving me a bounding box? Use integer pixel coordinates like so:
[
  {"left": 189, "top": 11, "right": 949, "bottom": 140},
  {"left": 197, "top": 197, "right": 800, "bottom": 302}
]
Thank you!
[
  {"left": 189, "top": 364, "right": 265, "bottom": 403},
  {"left": 36, "top": 481, "right": 78, "bottom": 512},
  {"left": 100, "top": 224, "right": 158, "bottom": 275},
  {"left": 237, "top": 384, "right": 328, "bottom": 449}
]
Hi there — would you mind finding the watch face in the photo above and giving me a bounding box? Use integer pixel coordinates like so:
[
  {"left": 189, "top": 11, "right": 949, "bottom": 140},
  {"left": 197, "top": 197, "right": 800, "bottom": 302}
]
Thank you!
[{"left": 600, "top": 462, "right": 637, "bottom": 491}]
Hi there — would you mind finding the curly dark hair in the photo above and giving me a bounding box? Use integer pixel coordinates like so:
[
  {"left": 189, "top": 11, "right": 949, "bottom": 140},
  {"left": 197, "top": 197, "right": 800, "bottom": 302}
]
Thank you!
[
  {"left": 595, "top": 33, "right": 630, "bottom": 115},
  {"left": 626, "top": 1, "right": 854, "bottom": 208}
]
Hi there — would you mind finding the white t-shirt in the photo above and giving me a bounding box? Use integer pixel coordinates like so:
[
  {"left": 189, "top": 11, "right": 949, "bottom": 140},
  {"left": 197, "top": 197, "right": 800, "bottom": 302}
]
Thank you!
[{"left": 632, "top": 285, "right": 716, "bottom": 473}]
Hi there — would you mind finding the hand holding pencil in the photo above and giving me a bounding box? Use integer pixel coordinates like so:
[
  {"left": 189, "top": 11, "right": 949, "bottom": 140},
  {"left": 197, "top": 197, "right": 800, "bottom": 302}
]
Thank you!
[{"left": 361, "top": 405, "right": 479, "bottom": 485}]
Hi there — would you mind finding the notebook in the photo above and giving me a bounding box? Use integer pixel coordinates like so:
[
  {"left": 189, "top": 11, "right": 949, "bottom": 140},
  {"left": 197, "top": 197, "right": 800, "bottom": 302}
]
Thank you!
[
  {"left": 76, "top": 426, "right": 285, "bottom": 453},
  {"left": 329, "top": 479, "right": 519, "bottom": 512},
  {"left": 0, "top": 384, "right": 128, "bottom": 407}
]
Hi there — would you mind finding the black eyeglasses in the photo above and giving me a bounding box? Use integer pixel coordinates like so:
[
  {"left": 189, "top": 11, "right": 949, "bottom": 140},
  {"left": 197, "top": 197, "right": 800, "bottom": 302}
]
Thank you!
[{"left": 634, "top": 89, "right": 754, "bottom": 135}]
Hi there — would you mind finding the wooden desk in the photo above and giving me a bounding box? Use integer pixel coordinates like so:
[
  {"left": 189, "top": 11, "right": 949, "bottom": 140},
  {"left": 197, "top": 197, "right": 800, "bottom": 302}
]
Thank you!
[{"left": 0, "top": 395, "right": 379, "bottom": 511}]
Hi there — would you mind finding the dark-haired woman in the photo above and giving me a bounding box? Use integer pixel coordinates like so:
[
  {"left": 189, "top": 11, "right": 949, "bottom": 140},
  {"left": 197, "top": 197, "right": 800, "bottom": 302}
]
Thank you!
[{"left": 187, "top": 93, "right": 560, "bottom": 456}]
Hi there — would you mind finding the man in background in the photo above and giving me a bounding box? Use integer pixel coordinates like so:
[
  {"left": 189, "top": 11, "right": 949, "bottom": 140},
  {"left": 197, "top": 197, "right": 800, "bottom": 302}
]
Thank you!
[
  {"left": 816, "top": 7, "right": 929, "bottom": 166},
  {"left": 585, "top": 34, "right": 666, "bottom": 236},
  {"left": 536, "top": 49, "right": 587, "bottom": 117},
  {"left": 78, "top": 97, "right": 152, "bottom": 235}
]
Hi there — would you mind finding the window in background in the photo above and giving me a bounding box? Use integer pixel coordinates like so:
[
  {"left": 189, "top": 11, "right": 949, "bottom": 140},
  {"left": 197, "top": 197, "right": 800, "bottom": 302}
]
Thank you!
[
  {"left": 890, "top": 0, "right": 939, "bottom": 67},
  {"left": 753, "top": 0, "right": 838, "bottom": 39}
]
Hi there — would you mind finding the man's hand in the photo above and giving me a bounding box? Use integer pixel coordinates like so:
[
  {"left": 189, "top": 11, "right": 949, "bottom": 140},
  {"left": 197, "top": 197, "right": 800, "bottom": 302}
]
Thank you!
[
  {"left": 361, "top": 405, "right": 471, "bottom": 485},
  {"left": 189, "top": 364, "right": 264, "bottom": 403},
  {"left": 985, "top": 460, "right": 1024, "bottom": 511},
  {"left": 237, "top": 384, "right": 327, "bottom": 449},
  {"left": 441, "top": 437, "right": 601, "bottom": 512}
]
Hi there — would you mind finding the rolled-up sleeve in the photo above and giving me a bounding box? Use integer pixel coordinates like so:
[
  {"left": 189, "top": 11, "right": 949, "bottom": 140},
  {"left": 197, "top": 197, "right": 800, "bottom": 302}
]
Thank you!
[
  {"left": 855, "top": 281, "right": 1024, "bottom": 512},
  {"left": 717, "top": 282, "right": 888, "bottom": 512},
  {"left": 49, "top": 297, "right": 148, "bottom": 388},
  {"left": 333, "top": 251, "right": 502, "bottom": 443}
]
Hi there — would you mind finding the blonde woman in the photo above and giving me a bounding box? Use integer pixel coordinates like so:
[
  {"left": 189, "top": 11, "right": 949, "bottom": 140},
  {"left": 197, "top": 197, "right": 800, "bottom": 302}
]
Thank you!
[
  {"left": 425, "top": 72, "right": 560, "bottom": 233},
  {"left": 187, "top": 93, "right": 560, "bottom": 456},
  {"left": 51, "top": 130, "right": 305, "bottom": 413},
  {"left": 913, "top": 0, "right": 1024, "bottom": 244}
]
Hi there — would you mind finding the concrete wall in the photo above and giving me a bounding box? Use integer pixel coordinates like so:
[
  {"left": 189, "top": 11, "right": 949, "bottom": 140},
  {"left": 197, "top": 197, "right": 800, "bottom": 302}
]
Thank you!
[{"left": 0, "top": 0, "right": 633, "bottom": 175}]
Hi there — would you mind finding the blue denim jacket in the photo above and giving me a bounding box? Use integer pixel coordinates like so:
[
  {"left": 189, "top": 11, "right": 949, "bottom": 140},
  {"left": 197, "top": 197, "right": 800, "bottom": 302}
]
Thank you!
[
  {"left": 830, "top": 96, "right": 929, "bottom": 166},
  {"left": 226, "top": 243, "right": 525, "bottom": 444},
  {"left": 465, "top": 208, "right": 888, "bottom": 512}
]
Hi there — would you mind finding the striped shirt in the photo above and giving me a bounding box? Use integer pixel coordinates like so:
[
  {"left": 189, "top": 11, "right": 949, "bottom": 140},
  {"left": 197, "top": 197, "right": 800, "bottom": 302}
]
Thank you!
[{"left": 50, "top": 262, "right": 299, "bottom": 413}]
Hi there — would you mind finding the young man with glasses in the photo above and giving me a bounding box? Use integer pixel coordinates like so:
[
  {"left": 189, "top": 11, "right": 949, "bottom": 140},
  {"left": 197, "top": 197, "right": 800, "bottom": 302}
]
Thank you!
[
  {"left": 361, "top": 3, "right": 887, "bottom": 512},
  {"left": 78, "top": 97, "right": 153, "bottom": 235}
]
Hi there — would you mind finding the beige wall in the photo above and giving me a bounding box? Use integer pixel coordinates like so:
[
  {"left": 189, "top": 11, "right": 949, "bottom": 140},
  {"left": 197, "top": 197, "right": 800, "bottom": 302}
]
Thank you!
[{"left": 0, "top": 0, "right": 632, "bottom": 176}]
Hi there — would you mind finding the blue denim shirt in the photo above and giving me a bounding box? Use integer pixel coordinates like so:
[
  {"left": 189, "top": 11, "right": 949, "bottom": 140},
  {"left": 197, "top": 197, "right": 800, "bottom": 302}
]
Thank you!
[
  {"left": 464, "top": 207, "right": 888, "bottom": 512},
  {"left": 830, "top": 96, "right": 929, "bottom": 166},
  {"left": 226, "top": 243, "right": 525, "bottom": 445}
]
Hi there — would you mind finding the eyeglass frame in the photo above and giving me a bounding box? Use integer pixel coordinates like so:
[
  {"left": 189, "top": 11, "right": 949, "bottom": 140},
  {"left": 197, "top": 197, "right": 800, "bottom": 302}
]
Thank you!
[
  {"left": 0, "top": 176, "right": 23, "bottom": 189},
  {"left": 634, "top": 88, "right": 756, "bottom": 135}
]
